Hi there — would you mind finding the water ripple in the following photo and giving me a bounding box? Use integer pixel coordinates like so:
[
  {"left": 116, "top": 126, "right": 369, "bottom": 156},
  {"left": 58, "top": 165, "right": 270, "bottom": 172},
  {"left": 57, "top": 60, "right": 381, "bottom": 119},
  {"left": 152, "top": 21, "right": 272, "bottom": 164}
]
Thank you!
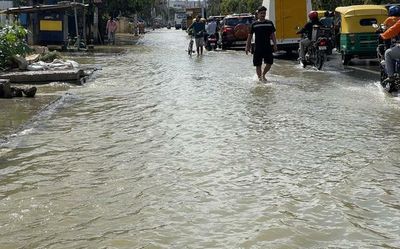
[{"left": 1, "top": 29, "right": 400, "bottom": 248}]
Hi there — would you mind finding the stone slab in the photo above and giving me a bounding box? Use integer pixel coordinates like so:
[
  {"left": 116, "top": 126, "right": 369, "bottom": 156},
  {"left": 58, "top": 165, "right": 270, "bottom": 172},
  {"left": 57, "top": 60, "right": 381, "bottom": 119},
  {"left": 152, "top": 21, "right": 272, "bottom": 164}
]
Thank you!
[{"left": 0, "top": 69, "right": 85, "bottom": 84}]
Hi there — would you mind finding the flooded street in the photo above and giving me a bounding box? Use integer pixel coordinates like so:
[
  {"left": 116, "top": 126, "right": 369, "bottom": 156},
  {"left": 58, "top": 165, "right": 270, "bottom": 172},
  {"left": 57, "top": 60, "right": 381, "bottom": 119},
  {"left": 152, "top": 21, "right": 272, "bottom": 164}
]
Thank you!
[{"left": 1, "top": 29, "right": 400, "bottom": 248}]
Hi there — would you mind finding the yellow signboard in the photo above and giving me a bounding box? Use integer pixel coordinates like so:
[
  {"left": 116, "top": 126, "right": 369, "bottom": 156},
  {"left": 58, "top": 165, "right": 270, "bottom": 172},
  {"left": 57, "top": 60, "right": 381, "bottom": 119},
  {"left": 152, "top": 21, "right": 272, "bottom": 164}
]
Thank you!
[{"left": 40, "top": 20, "right": 62, "bottom": 31}]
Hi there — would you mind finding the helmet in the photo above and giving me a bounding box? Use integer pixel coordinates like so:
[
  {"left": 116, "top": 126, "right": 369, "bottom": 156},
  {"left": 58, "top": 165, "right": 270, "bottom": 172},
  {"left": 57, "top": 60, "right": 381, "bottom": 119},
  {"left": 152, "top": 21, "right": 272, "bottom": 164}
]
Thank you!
[
  {"left": 308, "top": 11, "right": 318, "bottom": 21},
  {"left": 389, "top": 6, "right": 400, "bottom": 17}
]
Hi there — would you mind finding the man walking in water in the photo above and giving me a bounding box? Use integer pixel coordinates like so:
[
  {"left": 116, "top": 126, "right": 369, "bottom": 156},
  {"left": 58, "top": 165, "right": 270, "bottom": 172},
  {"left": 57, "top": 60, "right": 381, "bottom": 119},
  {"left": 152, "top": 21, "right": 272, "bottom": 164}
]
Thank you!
[
  {"left": 188, "top": 15, "right": 206, "bottom": 56},
  {"left": 106, "top": 17, "right": 118, "bottom": 45},
  {"left": 246, "top": 6, "right": 278, "bottom": 82}
]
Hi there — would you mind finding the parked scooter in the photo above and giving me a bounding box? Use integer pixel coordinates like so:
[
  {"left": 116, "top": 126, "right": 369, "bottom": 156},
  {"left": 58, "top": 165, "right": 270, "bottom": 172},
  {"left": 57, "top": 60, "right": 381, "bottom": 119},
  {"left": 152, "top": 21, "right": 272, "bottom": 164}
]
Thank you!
[
  {"left": 375, "top": 23, "right": 400, "bottom": 93},
  {"left": 298, "top": 25, "right": 328, "bottom": 70},
  {"left": 205, "top": 34, "right": 218, "bottom": 51}
]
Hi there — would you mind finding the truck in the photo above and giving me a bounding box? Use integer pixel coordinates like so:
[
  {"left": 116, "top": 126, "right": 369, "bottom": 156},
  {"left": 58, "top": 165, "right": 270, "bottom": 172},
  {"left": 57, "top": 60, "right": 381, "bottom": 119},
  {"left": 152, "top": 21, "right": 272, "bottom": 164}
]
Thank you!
[
  {"left": 174, "top": 12, "right": 187, "bottom": 29},
  {"left": 262, "top": 0, "right": 312, "bottom": 53},
  {"left": 186, "top": 7, "right": 203, "bottom": 29}
]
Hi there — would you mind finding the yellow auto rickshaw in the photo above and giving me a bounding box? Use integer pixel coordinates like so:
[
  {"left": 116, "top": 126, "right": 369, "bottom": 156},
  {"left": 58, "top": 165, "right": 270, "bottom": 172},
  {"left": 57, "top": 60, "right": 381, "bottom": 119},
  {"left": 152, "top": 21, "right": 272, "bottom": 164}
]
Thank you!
[
  {"left": 317, "top": 10, "right": 326, "bottom": 19},
  {"left": 335, "top": 5, "right": 388, "bottom": 65}
]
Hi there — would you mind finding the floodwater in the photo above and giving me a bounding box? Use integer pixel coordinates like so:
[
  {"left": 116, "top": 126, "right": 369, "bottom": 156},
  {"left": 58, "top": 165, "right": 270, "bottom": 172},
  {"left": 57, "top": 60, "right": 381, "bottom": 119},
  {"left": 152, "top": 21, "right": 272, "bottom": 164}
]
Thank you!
[{"left": 1, "top": 29, "right": 400, "bottom": 248}]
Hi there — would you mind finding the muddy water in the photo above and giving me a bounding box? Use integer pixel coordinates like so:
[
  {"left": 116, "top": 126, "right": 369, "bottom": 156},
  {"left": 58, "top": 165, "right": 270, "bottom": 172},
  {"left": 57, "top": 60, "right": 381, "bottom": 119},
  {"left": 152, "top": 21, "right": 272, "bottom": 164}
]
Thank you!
[{"left": 0, "top": 29, "right": 400, "bottom": 248}]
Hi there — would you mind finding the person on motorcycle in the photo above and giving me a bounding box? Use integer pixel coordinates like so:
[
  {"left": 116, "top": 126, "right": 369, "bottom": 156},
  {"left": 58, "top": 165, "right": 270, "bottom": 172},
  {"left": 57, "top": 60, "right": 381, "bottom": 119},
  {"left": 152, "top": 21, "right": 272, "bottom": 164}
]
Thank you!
[
  {"left": 380, "top": 17, "right": 400, "bottom": 87},
  {"left": 320, "top": 11, "right": 333, "bottom": 28},
  {"left": 297, "top": 11, "right": 323, "bottom": 64},
  {"left": 206, "top": 18, "right": 218, "bottom": 40},
  {"left": 188, "top": 15, "right": 206, "bottom": 56},
  {"left": 245, "top": 6, "right": 278, "bottom": 82},
  {"left": 384, "top": 5, "right": 400, "bottom": 29}
]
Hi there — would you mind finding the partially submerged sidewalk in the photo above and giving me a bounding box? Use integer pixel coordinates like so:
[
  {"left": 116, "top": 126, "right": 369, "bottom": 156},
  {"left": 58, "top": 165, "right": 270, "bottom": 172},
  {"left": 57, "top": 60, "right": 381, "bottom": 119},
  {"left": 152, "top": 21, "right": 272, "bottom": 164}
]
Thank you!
[
  {"left": 0, "top": 54, "right": 117, "bottom": 141},
  {"left": 0, "top": 83, "right": 68, "bottom": 140},
  {"left": 0, "top": 33, "right": 144, "bottom": 141}
]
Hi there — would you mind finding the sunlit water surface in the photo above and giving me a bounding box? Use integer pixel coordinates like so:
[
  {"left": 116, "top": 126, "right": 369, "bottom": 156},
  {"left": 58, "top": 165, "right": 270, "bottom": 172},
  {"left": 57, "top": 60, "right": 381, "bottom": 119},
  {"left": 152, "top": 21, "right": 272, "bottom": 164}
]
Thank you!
[{"left": 1, "top": 29, "right": 400, "bottom": 248}]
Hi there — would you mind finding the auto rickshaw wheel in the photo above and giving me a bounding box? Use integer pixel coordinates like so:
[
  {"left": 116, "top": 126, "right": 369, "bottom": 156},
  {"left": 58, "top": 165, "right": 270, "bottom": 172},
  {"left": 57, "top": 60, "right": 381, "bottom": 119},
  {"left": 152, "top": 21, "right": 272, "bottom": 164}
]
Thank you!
[{"left": 341, "top": 53, "right": 351, "bottom": 65}]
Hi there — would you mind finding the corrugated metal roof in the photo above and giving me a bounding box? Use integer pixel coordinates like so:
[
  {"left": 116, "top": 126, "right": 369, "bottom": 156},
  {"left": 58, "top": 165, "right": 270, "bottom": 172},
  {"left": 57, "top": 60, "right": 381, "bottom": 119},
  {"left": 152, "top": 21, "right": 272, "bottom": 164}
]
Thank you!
[{"left": 1, "top": 2, "right": 87, "bottom": 14}]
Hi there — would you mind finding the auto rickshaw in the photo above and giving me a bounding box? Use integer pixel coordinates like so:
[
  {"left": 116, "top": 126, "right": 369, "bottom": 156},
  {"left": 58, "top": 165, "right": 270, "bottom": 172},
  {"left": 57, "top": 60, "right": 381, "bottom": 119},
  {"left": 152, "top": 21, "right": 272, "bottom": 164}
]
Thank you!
[
  {"left": 317, "top": 10, "right": 326, "bottom": 18},
  {"left": 335, "top": 5, "right": 388, "bottom": 65}
]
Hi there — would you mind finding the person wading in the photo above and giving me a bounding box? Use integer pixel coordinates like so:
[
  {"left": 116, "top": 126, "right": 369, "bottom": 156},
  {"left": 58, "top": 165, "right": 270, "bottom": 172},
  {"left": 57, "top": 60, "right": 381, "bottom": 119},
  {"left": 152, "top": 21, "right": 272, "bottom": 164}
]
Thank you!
[
  {"left": 188, "top": 15, "right": 206, "bottom": 56},
  {"left": 106, "top": 17, "right": 118, "bottom": 45},
  {"left": 246, "top": 6, "right": 278, "bottom": 82}
]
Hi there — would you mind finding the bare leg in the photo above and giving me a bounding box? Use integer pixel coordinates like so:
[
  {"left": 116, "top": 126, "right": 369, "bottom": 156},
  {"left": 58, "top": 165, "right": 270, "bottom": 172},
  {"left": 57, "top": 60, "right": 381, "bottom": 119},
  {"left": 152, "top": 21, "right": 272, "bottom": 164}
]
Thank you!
[
  {"left": 262, "top": 64, "right": 272, "bottom": 81},
  {"left": 256, "top": 66, "right": 262, "bottom": 81}
]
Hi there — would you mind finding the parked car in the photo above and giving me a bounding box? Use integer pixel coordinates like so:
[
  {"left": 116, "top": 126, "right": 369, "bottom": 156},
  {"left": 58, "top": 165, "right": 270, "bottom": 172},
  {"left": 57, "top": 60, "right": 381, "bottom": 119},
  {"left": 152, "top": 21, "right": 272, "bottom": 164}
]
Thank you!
[{"left": 219, "top": 14, "right": 255, "bottom": 50}]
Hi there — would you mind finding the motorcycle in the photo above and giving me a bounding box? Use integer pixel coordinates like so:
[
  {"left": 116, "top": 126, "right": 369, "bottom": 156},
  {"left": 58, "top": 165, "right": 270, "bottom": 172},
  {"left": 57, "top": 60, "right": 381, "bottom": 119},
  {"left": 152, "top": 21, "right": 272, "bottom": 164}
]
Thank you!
[
  {"left": 375, "top": 23, "right": 400, "bottom": 93},
  {"left": 298, "top": 25, "right": 328, "bottom": 70},
  {"left": 63, "top": 35, "right": 86, "bottom": 51},
  {"left": 320, "top": 26, "right": 334, "bottom": 55},
  {"left": 205, "top": 34, "right": 218, "bottom": 51}
]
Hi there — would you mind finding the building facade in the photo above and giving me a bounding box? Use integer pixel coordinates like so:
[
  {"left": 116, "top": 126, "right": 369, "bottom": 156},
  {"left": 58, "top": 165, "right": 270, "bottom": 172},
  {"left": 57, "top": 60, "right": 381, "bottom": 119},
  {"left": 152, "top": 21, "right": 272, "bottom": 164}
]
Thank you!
[{"left": 0, "top": 0, "right": 13, "bottom": 24}]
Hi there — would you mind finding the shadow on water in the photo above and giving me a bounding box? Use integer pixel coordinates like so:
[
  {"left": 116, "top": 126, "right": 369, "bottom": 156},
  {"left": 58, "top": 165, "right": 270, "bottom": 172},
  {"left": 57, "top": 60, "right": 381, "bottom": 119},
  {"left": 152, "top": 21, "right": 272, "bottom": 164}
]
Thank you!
[{"left": 273, "top": 51, "right": 299, "bottom": 61}]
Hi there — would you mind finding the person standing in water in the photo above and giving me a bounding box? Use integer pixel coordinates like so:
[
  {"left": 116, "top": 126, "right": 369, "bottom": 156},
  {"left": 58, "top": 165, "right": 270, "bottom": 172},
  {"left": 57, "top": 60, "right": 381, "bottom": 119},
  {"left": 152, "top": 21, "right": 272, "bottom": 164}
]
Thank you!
[
  {"left": 106, "top": 17, "right": 118, "bottom": 45},
  {"left": 188, "top": 15, "right": 206, "bottom": 56},
  {"left": 246, "top": 6, "right": 278, "bottom": 82}
]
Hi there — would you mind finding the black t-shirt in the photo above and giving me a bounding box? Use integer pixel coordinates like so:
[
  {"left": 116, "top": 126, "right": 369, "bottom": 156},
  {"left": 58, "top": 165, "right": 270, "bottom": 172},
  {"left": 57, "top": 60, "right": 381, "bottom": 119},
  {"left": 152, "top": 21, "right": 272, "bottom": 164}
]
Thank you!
[
  {"left": 250, "top": 20, "right": 276, "bottom": 51},
  {"left": 299, "top": 20, "right": 323, "bottom": 40}
]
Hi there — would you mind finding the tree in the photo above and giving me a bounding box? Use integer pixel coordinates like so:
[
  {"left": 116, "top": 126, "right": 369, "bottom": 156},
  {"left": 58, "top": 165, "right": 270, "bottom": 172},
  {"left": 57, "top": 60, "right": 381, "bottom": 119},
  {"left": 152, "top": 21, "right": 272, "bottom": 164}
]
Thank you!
[
  {"left": 101, "top": 0, "right": 154, "bottom": 17},
  {"left": 207, "top": 0, "right": 221, "bottom": 16},
  {"left": 312, "top": 0, "right": 397, "bottom": 10},
  {"left": 13, "top": 0, "right": 28, "bottom": 6},
  {"left": 220, "top": 0, "right": 262, "bottom": 15},
  {"left": 0, "top": 24, "right": 30, "bottom": 70}
]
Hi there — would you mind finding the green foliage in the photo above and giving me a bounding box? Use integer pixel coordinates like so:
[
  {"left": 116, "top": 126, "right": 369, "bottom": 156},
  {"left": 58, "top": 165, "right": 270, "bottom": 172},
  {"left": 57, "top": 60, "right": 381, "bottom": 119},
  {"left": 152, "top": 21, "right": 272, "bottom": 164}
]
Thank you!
[
  {"left": 104, "top": 0, "right": 151, "bottom": 17},
  {"left": 312, "top": 0, "right": 398, "bottom": 10},
  {"left": 0, "top": 24, "right": 30, "bottom": 70},
  {"left": 219, "top": 0, "right": 399, "bottom": 14},
  {"left": 220, "top": 0, "right": 262, "bottom": 15},
  {"left": 12, "top": 0, "right": 28, "bottom": 7}
]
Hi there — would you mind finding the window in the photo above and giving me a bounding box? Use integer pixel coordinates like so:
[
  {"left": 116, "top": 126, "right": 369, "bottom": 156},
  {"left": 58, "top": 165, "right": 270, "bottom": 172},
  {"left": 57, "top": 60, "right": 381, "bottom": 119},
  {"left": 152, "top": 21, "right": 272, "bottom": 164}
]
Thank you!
[
  {"left": 225, "top": 18, "right": 239, "bottom": 26},
  {"left": 239, "top": 17, "right": 254, "bottom": 24},
  {"left": 225, "top": 17, "right": 254, "bottom": 26},
  {"left": 359, "top": 18, "right": 377, "bottom": 26}
]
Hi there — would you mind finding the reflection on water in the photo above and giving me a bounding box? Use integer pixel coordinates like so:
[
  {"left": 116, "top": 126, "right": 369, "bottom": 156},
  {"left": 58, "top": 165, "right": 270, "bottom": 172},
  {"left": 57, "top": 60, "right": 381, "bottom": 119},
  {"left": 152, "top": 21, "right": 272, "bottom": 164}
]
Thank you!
[{"left": 0, "top": 29, "right": 400, "bottom": 248}]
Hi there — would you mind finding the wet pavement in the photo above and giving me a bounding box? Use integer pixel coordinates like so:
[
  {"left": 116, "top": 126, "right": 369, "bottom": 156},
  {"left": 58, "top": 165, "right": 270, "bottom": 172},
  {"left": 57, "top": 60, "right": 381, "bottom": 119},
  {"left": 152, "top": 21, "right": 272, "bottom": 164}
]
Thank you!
[{"left": 0, "top": 29, "right": 400, "bottom": 248}]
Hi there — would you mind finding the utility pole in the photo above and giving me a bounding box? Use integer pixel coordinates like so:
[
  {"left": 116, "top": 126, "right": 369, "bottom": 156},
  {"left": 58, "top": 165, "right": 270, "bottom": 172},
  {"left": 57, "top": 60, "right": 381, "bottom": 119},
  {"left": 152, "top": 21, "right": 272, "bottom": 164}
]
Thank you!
[
  {"left": 73, "top": 0, "right": 80, "bottom": 50},
  {"left": 204, "top": 0, "right": 206, "bottom": 17},
  {"left": 167, "top": 0, "right": 169, "bottom": 24}
]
